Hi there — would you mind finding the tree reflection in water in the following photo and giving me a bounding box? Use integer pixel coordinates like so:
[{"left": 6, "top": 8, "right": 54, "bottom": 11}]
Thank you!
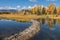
[{"left": 38, "top": 18, "right": 58, "bottom": 30}]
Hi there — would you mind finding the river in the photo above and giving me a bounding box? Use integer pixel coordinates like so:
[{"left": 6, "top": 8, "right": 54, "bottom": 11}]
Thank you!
[
  {"left": 0, "top": 19, "right": 60, "bottom": 40},
  {"left": 0, "top": 19, "right": 32, "bottom": 40}
]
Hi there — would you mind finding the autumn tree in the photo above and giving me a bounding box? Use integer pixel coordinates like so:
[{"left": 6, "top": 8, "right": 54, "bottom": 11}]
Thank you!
[
  {"left": 48, "top": 4, "right": 55, "bottom": 14},
  {"left": 57, "top": 7, "right": 60, "bottom": 15}
]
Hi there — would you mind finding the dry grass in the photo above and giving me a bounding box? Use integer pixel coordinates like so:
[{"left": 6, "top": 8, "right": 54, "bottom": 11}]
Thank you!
[{"left": 0, "top": 14, "right": 60, "bottom": 22}]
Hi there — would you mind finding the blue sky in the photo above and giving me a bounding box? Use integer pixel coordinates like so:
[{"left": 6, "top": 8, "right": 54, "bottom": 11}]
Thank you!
[{"left": 0, "top": 0, "right": 60, "bottom": 9}]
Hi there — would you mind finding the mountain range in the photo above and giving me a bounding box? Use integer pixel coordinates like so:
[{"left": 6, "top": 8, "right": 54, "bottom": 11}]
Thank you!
[{"left": 0, "top": 9, "right": 18, "bottom": 12}]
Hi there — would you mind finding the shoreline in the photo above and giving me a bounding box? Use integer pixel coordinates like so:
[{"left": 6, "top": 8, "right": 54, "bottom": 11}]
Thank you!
[{"left": 0, "top": 15, "right": 60, "bottom": 22}]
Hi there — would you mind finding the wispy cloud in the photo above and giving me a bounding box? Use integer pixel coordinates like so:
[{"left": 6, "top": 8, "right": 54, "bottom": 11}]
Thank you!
[
  {"left": 46, "top": 0, "right": 56, "bottom": 1},
  {"left": 21, "top": 6, "right": 32, "bottom": 10},
  {"left": 29, "top": 0, "right": 38, "bottom": 2},
  {"left": 0, "top": 6, "right": 16, "bottom": 10},
  {"left": 16, "top": 5, "right": 20, "bottom": 9},
  {"left": 20, "top": 5, "right": 37, "bottom": 10},
  {"left": 0, "top": 5, "right": 21, "bottom": 10},
  {"left": 0, "top": 4, "right": 47, "bottom": 11},
  {"left": 0, "top": 7, "right": 4, "bottom": 9}
]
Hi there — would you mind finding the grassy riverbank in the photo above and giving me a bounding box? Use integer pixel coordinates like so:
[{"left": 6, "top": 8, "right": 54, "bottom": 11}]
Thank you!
[{"left": 0, "top": 14, "right": 60, "bottom": 22}]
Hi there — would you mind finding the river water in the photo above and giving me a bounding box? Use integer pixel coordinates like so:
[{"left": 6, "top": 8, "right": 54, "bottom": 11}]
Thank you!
[
  {"left": 0, "top": 19, "right": 32, "bottom": 40},
  {"left": 0, "top": 19, "right": 60, "bottom": 40},
  {"left": 31, "top": 18, "right": 60, "bottom": 40}
]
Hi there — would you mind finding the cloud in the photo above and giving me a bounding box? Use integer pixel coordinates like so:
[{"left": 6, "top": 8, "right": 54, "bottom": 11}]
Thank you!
[
  {"left": 46, "top": 0, "right": 56, "bottom": 1},
  {"left": 29, "top": 0, "right": 38, "bottom": 2},
  {"left": 6, "top": 7, "right": 17, "bottom": 9},
  {"left": 16, "top": 5, "right": 20, "bottom": 9},
  {"left": 28, "top": 5, "right": 35, "bottom": 8},
  {"left": 8, "top": 5, "right": 21, "bottom": 9},
  {"left": 0, "top": 6, "right": 17, "bottom": 10},
  {"left": 0, "top": 7, "right": 4, "bottom": 9},
  {"left": 21, "top": 4, "right": 38, "bottom": 10},
  {"left": 21, "top": 6, "right": 32, "bottom": 10},
  {"left": 0, "top": 5, "right": 21, "bottom": 10},
  {"left": 21, "top": 6, "right": 27, "bottom": 9}
]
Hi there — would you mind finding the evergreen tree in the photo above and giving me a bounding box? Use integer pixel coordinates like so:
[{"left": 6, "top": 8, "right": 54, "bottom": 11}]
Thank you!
[
  {"left": 35, "top": 10, "right": 41, "bottom": 15},
  {"left": 53, "top": 7, "right": 57, "bottom": 14},
  {"left": 42, "top": 7, "right": 46, "bottom": 15}
]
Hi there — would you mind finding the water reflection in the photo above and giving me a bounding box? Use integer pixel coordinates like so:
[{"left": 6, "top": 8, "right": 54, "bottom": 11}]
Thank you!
[
  {"left": 37, "top": 18, "right": 60, "bottom": 29},
  {"left": 41, "top": 18, "right": 45, "bottom": 24},
  {"left": 0, "top": 20, "right": 32, "bottom": 39},
  {"left": 56, "top": 19, "right": 60, "bottom": 25},
  {"left": 31, "top": 18, "right": 60, "bottom": 40},
  {"left": 0, "top": 19, "right": 60, "bottom": 40}
]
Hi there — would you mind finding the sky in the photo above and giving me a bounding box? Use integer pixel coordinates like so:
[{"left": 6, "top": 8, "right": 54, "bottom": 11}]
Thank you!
[{"left": 0, "top": 0, "right": 60, "bottom": 10}]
